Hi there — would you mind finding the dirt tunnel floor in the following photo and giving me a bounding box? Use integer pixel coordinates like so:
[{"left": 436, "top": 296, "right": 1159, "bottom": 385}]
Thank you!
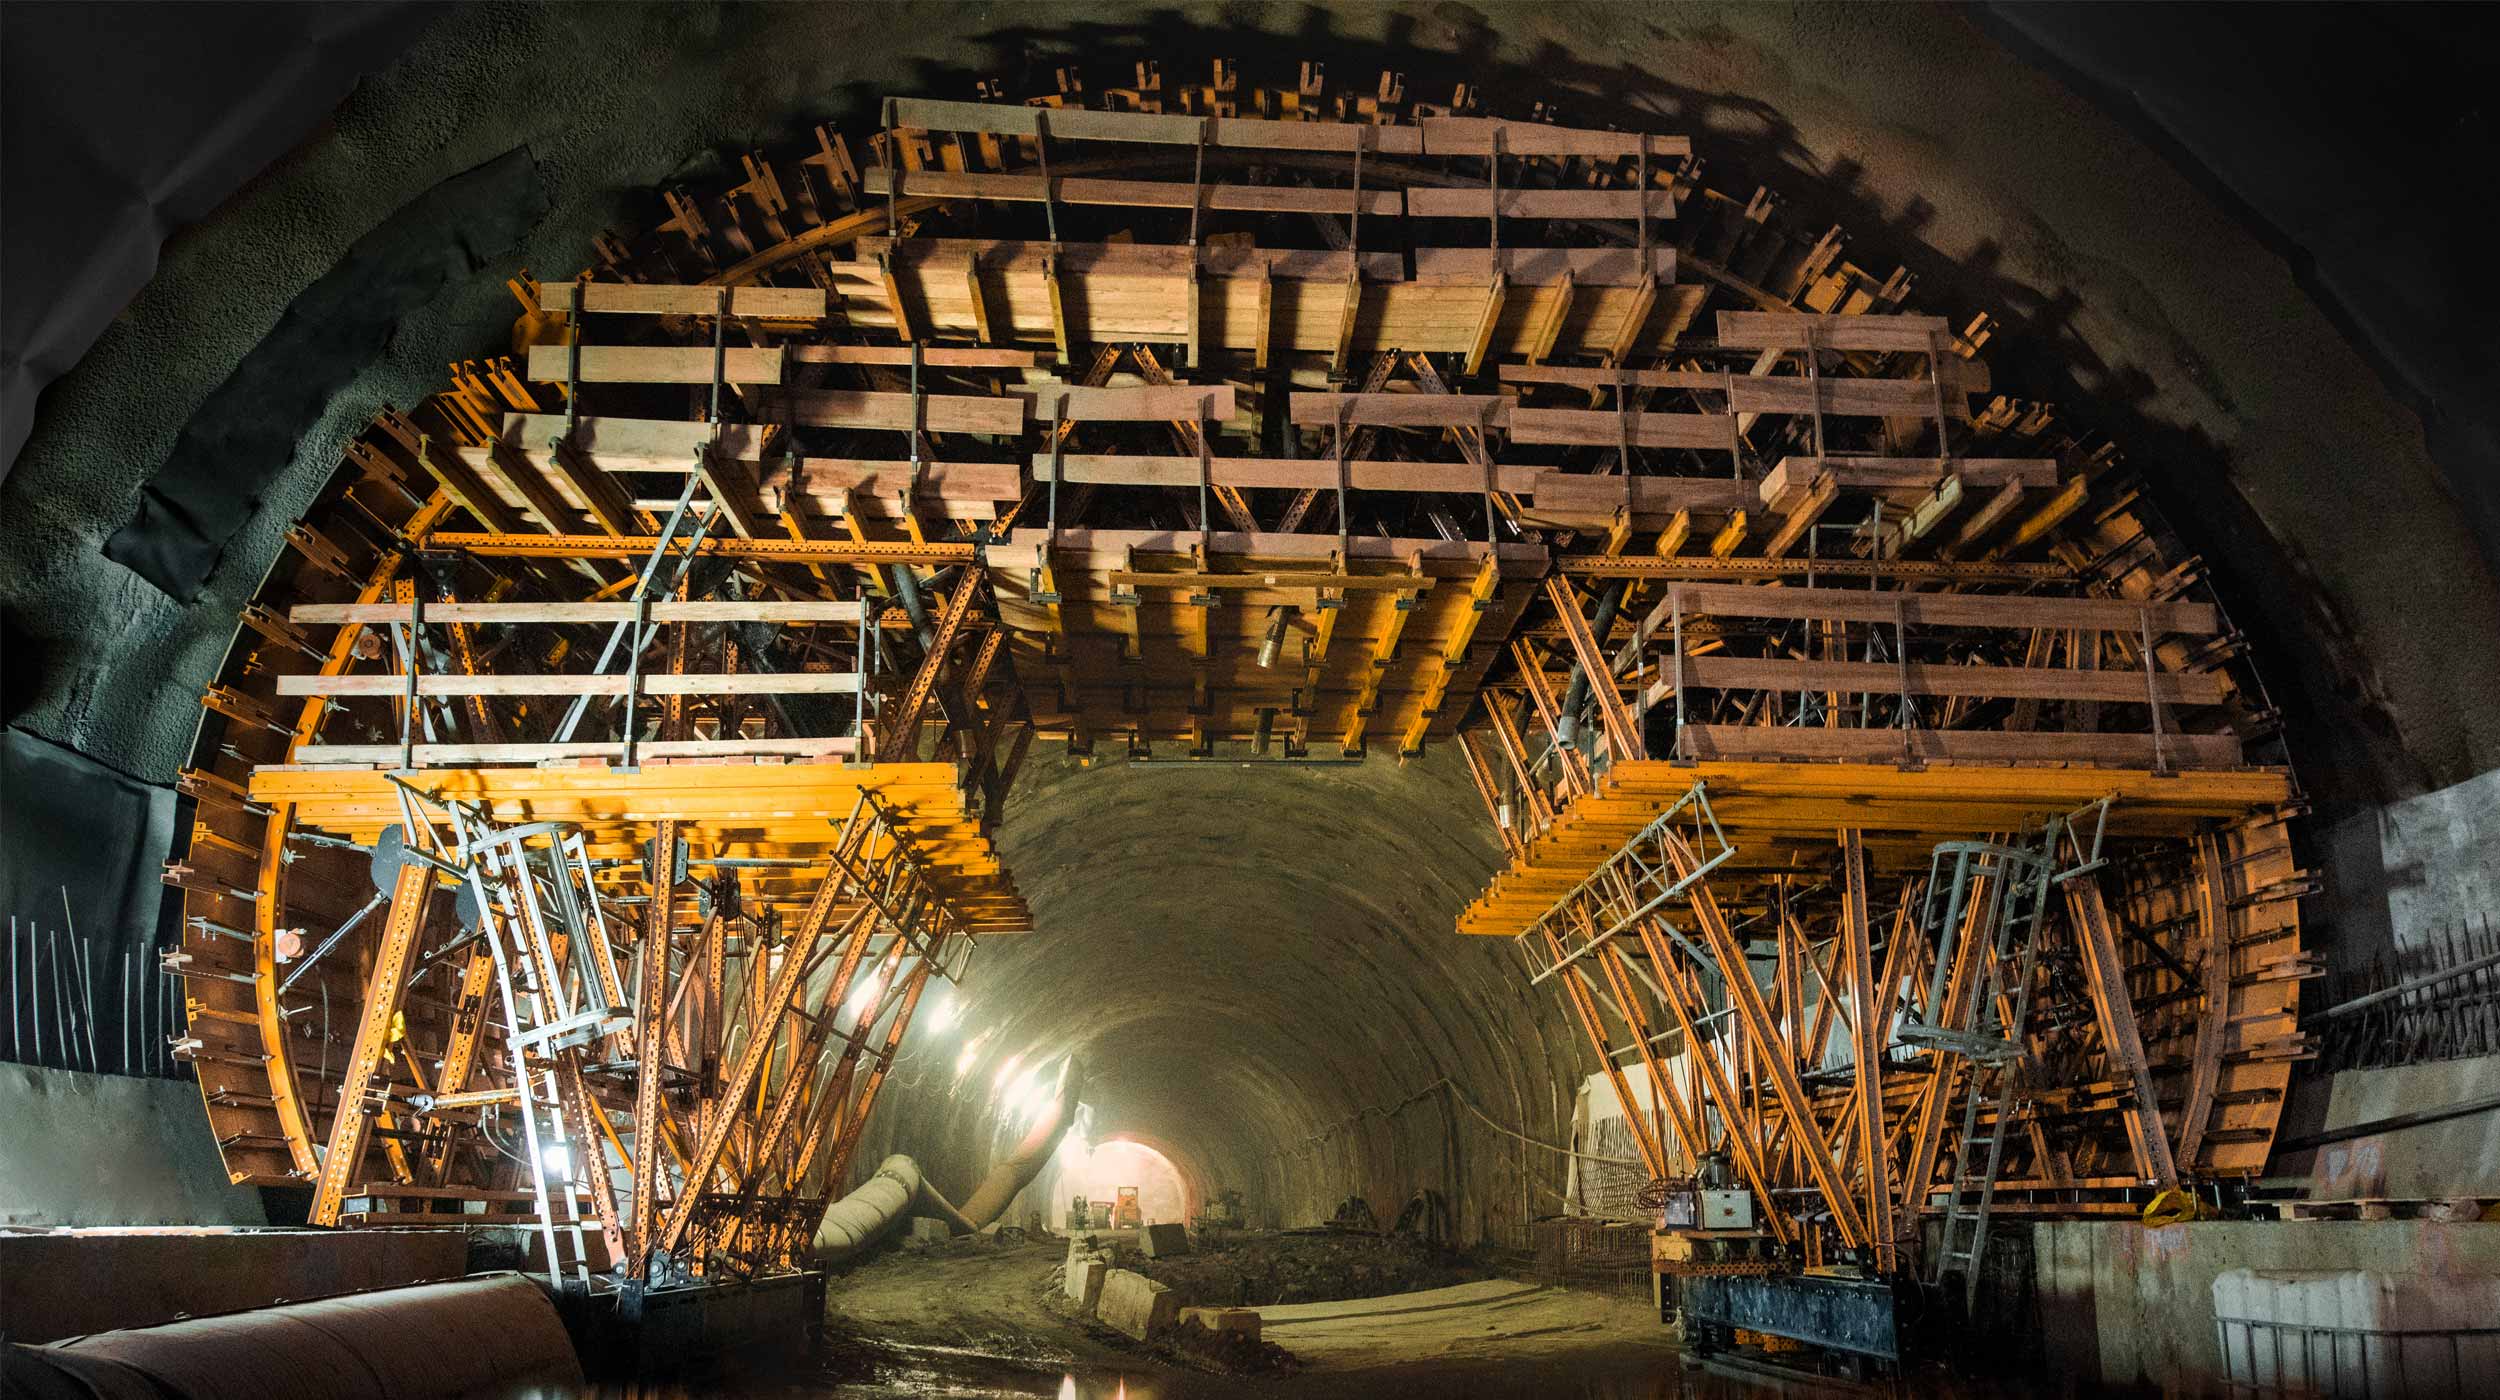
[{"left": 809, "top": 1233, "right": 1687, "bottom": 1398}]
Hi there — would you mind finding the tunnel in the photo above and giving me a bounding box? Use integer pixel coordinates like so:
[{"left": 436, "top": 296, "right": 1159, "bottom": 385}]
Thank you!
[{"left": 4, "top": 4, "right": 2497, "bottom": 1398}]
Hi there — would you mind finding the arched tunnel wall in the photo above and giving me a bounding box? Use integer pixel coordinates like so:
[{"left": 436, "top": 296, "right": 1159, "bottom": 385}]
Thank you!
[
  {"left": 846, "top": 749, "right": 1587, "bottom": 1243},
  {"left": 4, "top": 3, "right": 2496, "bottom": 1224}
]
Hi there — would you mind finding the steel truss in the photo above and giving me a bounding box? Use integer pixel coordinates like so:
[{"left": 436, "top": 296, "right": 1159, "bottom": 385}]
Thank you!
[
  {"left": 1489, "top": 771, "right": 2308, "bottom": 1281},
  {"left": 290, "top": 779, "right": 977, "bottom": 1291}
]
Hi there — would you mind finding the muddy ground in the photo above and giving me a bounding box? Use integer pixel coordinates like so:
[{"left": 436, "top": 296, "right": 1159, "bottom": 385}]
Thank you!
[
  {"left": 805, "top": 1230, "right": 1678, "bottom": 1398},
  {"left": 1120, "top": 1229, "right": 1495, "bottom": 1309}
]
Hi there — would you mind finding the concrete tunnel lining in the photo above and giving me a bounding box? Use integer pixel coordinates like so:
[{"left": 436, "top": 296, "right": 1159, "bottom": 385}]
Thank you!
[{"left": 854, "top": 750, "right": 1575, "bottom": 1240}]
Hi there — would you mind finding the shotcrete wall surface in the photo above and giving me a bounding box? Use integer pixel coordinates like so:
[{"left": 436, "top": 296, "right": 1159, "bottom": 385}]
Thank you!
[
  {"left": 5, "top": 3, "right": 2497, "bottom": 1227},
  {"left": 849, "top": 751, "right": 1577, "bottom": 1242}
]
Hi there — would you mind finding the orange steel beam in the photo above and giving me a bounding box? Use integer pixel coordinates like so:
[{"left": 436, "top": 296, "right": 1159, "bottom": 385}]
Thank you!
[
  {"left": 1542, "top": 575, "right": 1641, "bottom": 760},
  {"left": 2064, "top": 874, "right": 2180, "bottom": 1189},
  {"left": 625, "top": 817, "right": 680, "bottom": 1276},
  {"left": 1840, "top": 831, "right": 1897, "bottom": 1271},
  {"left": 879, "top": 577, "right": 981, "bottom": 756},
  {"left": 1542, "top": 927, "right": 1668, "bottom": 1181},
  {"left": 722, "top": 903, "right": 881, "bottom": 1232},
  {"left": 1625, "top": 915, "right": 1794, "bottom": 1246},
  {"left": 309, "top": 856, "right": 435, "bottom": 1225},
  {"left": 813, "top": 959, "right": 934, "bottom": 1196},
  {"left": 1661, "top": 825, "right": 1868, "bottom": 1248},
  {"left": 647, "top": 855, "right": 854, "bottom": 1272}
]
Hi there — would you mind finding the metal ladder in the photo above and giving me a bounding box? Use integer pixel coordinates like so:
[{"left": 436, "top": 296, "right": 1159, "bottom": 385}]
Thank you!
[
  {"left": 1919, "top": 822, "right": 2062, "bottom": 1313},
  {"left": 448, "top": 808, "right": 611, "bottom": 1291}
]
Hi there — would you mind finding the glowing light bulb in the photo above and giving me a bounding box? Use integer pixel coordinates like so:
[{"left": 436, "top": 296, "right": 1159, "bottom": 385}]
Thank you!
[
  {"left": 1057, "top": 1377, "right": 1076, "bottom": 1400},
  {"left": 926, "top": 995, "right": 958, "bottom": 1033},
  {"left": 536, "top": 1142, "right": 571, "bottom": 1178}
]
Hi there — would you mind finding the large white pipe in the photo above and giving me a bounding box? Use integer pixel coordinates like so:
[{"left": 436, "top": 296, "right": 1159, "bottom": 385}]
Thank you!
[
  {"left": 810, "top": 1154, "right": 976, "bottom": 1262},
  {"left": 811, "top": 1061, "right": 1085, "bottom": 1264}
]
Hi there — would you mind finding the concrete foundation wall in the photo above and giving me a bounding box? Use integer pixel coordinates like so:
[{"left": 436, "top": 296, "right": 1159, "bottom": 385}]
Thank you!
[
  {"left": 2302, "top": 1053, "right": 2500, "bottom": 1200},
  {"left": 2034, "top": 1220, "right": 2500, "bottom": 1392},
  {"left": 0, "top": 1063, "right": 263, "bottom": 1227},
  {"left": 2316, "top": 767, "right": 2500, "bottom": 982}
]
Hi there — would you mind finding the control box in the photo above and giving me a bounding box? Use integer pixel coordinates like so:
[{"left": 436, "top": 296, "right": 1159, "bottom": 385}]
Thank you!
[{"left": 1699, "top": 1188, "right": 1754, "bottom": 1230}]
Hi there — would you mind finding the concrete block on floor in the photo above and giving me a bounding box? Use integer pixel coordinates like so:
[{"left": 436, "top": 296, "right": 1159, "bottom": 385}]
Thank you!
[
  {"left": 1096, "top": 1268, "right": 1176, "bottom": 1340},
  {"left": 1179, "top": 1305, "right": 1261, "bottom": 1341},
  {"left": 908, "top": 1217, "right": 952, "bottom": 1244},
  {"left": 1066, "top": 1254, "right": 1111, "bottom": 1310},
  {"left": 1142, "top": 1222, "right": 1191, "bottom": 1257}
]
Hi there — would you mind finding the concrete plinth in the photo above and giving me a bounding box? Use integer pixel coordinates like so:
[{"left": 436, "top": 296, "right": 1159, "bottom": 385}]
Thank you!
[
  {"left": 1066, "top": 1254, "right": 1110, "bottom": 1310},
  {"left": 1180, "top": 1305, "right": 1261, "bottom": 1340},
  {"left": 1096, "top": 1268, "right": 1176, "bottom": 1340},
  {"left": 1142, "top": 1222, "right": 1191, "bottom": 1257}
]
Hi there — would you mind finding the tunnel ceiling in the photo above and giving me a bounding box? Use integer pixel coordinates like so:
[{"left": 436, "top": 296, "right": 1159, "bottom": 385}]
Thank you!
[{"left": 1, "top": 2, "right": 2494, "bottom": 1249}]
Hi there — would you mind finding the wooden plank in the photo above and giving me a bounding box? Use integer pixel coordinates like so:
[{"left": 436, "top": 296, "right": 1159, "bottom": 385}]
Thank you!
[
  {"left": 859, "top": 235, "right": 1398, "bottom": 283},
  {"left": 1418, "top": 117, "right": 1691, "bottom": 159},
  {"left": 782, "top": 389, "right": 1027, "bottom": 434},
  {"left": 542, "top": 283, "right": 826, "bottom": 317},
  {"left": 1412, "top": 247, "right": 1676, "bottom": 288},
  {"left": 1288, "top": 392, "right": 1510, "bottom": 429},
  {"left": 1043, "top": 454, "right": 1539, "bottom": 495},
  {"left": 524, "top": 345, "right": 783, "bottom": 385},
  {"left": 1527, "top": 472, "right": 1756, "bottom": 518},
  {"left": 889, "top": 98, "right": 1428, "bottom": 155},
  {"left": 1503, "top": 359, "right": 1992, "bottom": 396},
  {"left": 1664, "top": 583, "right": 2221, "bottom": 635},
  {"left": 277, "top": 673, "right": 864, "bottom": 697},
  {"left": 1716, "top": 311, "right": 1953, "bottom": 354},
  {"left": 502, "top": 414, "right": 768, "bottom": 468},
  {"left": 1724, "top": 376, "right": 1951, "bottom": 419},
  {"left": 789, "top": 345, "right": 1045, "bottom": 368},
  {"left": 1673, "top": 724, "right": 2244, "bottom": 768},
  {"left": 291, "top": 600, "right": 867, "bottom": 625},
  {"left": 1509, "top": 407, "right": 1727, "bottom": 450},
  {"left": 1760, "top": 456, "right": 2059, "bottom": 500},
  {"left": 1008, "top": 384, "right": 1237, "bottom": 422},
  {"left": 988, "top": 527, "right": 1548, "bottom": 576},
  {"left": 1672, "top": 654, "right": 2228, "bottom": 705},
  {"left": 862, "top": 168, "right": 1405, "bottom": 217},
  {"left": 762, "top": 458, "right": 1023, "bottom": 507},
  {"left": 1407, "top": 188, "right": 1679, "bottom": 222}
]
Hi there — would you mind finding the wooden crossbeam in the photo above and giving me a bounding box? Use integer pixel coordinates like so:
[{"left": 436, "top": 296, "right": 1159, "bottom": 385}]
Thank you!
[
  {"left": 277, "top": 673, "right": 864, "bottom": 697},
  {"left": 1672, "top": 724, "right": 2243, "bottom": 768},
  {"left": 1041, "top": 453, "right": 1539, "bottom": 495},
  {"left": 524, "top": 345, "right": 784, "bottom": 385},
  {"left": 782, "top": 389, "right": 1028, "bottom": 434},
  {"left": 542, "top": 283, "right": 825, "bottom": 317},
  {"left": 285, "top": 738, "right": 861, "bottom": 766},
  {"left": 789, "top": 344, "right": 1047, "bottom": 367},
  {"left": 890, "top": 99, "right": 1693, "bottom": 159},
  {"left": 1407, "top": 188, "right": 1679, "bottom": 221},
  {"left": 1717, "top": 310, "right": 1954, "bottom": 354},
  {"left": 864, "top": 167, "right": 1405, "bottom": 217},
  {"left": 1667, "top": 654, "right": 2227, "bottom": 706},
  {"left": 1006, "top": 384, "right": 1237, "bottom": 422},
  {"left": 1508, "top": 406, "right": 1727, "bottom": 450},
  {"left": 1660, "top": 583, "right": 2220, "bottom": 634},
  {"left": 1288, "top": 392, "right": 1510, "bottom": 429},
  {"left": 292, "top": 600, "right": 867, "bottom": 625}
]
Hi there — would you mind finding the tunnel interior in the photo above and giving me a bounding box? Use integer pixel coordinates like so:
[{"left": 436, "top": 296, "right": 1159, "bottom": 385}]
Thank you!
[{"left": 4, "top": 4, "right": 2498, "bottom": 1397}]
